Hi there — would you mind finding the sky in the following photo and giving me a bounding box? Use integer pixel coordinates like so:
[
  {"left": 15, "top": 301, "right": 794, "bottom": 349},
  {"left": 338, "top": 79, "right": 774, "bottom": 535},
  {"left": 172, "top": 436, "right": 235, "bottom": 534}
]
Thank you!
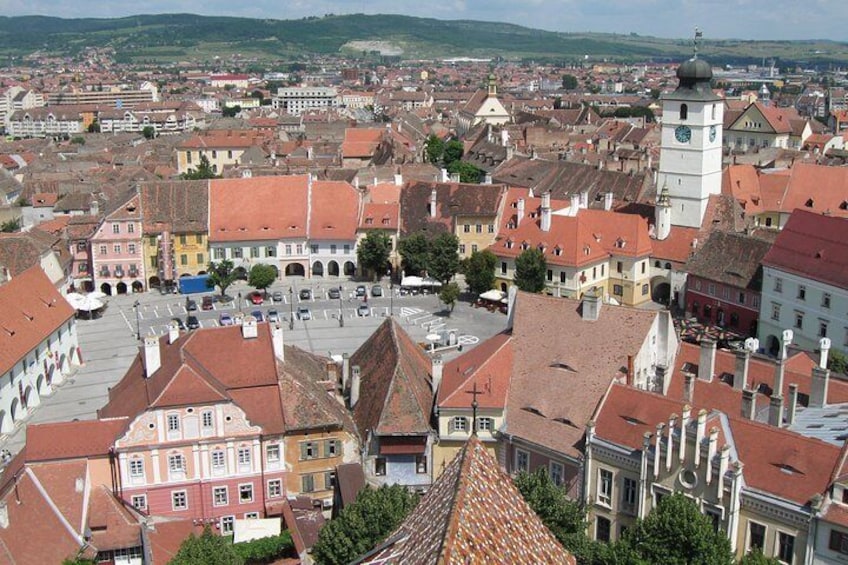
[{"left": 4, "top": 0, "right": 848, "bottom": 41}]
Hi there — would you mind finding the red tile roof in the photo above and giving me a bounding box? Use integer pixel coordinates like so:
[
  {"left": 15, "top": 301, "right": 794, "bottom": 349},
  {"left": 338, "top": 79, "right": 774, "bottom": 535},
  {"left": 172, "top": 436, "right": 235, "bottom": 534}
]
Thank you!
[
  {"left": 359, "top": 202, "right": 399, "bottom": 230},
  {"left": 309, "top": 181, "right": 361, "bottom": 240},
  {"left": 26, "top": 418, "right": 129, "bottom": 462},
  {"left": 761, "top": 209, "right": 848, "bottom": 289},
  {"left": 439, "top": 332, "right": 511, "bottom": 409},
  {"left": 209, "top": 176, "right": 309, "bottom": 242},
  {"left": 0, "top": 266, "right": 75, "bottom": 376}
]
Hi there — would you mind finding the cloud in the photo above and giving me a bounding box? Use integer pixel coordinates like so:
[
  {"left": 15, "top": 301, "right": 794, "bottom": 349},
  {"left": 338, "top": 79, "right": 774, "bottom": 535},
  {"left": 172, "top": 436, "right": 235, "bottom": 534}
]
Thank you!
[{"left": 6, "top": 0, "right": 848, "bottom": 40}]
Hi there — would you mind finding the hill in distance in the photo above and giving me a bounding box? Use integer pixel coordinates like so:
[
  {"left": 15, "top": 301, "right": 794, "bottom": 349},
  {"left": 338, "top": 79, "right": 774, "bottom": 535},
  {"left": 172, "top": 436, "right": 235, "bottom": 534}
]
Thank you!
[{"left": 0, "top": 13, "right": 846, "bottom": 66}]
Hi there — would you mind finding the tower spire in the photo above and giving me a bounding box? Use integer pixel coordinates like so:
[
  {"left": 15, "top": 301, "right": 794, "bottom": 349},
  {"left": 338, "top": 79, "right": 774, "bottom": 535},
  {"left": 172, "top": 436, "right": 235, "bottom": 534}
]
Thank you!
[{"left": 693, "top": 26, "right": 703, "bottom": 59}]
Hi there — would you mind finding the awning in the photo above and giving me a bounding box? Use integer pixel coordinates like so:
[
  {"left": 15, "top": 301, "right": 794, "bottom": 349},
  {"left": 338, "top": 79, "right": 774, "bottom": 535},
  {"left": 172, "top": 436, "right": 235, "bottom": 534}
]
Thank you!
[{"left": 379, "top": 436, "right": 427, "bottom": 455}]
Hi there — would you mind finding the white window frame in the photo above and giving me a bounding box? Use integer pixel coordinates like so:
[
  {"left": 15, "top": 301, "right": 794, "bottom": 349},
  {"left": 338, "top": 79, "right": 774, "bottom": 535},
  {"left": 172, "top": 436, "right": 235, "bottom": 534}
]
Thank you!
[
  {"left": 213, "top": 486, "right": 229, "bottom": 507},
  {"left": 129, "top": 457, "right": 144, "bottom": 479},
  {"left": 237, "top": 447, "right": 252, "bottom": 471},
  {"left": 451, "top": 417, "right": 468, "bottom": 433},
  {"left": 268, "top": 479, "right": 282, "bottom": 498},
  {"left": 239, "top": 483, "right": 254, "bottom": 504},
  {"left": 597, "top": 468, "right": 613, "bottom": 507},
  {"left": 266, "top": 444, "right": 281, "bottom": 463},
  {"left": 201, "top": 410, "right": 214, "bottom": 433},
  {"left": 171, "top": 490, "right": 188, "bottom": 511},
  {"left": 549, "top": 461, "right": 564, "bottom": 486},
  {"left": 168, "top": 453, "right": 186, "bottom": 478},
  {"left": 515, "top": 448, "right": 529, "bottom": 473},
  {"left": 776, "top": 529, "right": 796, "bottom": 564},
  {"left": 221, "top": 515, "right": 235, "bottom": 535},
  {"left": 211, "top": 449, "right": 226, "bottom": 475},
  {"left": 131, "top": 494, "right": 147, "bottom": 511},
  {"left": 167, "top": 413, "right": 180, "bottom": 435}
]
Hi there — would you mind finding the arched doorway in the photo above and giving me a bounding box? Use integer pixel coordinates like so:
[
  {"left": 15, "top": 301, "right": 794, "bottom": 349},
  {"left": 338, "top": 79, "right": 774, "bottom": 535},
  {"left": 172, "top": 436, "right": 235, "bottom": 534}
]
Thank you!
[
  {"left": 36, "top": 374, "right": 45, "bottom": 395},
  {"left": 148, "top": 275, "right": 161, "bottom": 289},
  {"left": 197, "top": 270, "right": 207, "bottom": 275},
  {"left": 285, "top": 263, "right": 305, "bottom": 277},
  {"left": 100, "top": 282, "right": 112, "bottom": 296},
  {"left": 765, "top": 334, "right": 780, "bottom": 357},
  {"left": 500, "top": 282, "right": 508, "bottom": 292},
  {"left": 116, "top": 282, "right": 128, "bottom": 294},
  {"left": 233, "top": 267, "right": 248, "bottom": 280},
  {"left": 312, "top": 261, "right": 324, "bottom": 277},
  {"left": 0, "top": 411, "right": 7, "bottom": 435},
  {"left": 131, "top": 280, "right": 144, "bottom": 293},
  {"left": 24, "top": 385, "right": 37, "bottom": 409},
  {"left": 343, "top": 261, "right": 356, "bottom": 276},
  {"left": 650, "top": 276, "right": 671, "bottom": 304},
  {"left": 328, "top": 261, "right": 340, "bottom": 277},
  {"left": 9, "top": 398, "right": 19, "bottom": 424},
  {"left": 58, "top": 353, "right": 66, "bottom": 372}
]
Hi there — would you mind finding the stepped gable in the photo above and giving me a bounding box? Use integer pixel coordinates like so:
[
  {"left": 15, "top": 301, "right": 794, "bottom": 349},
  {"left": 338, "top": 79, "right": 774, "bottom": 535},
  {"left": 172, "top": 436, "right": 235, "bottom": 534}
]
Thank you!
[
  {"left": 359, "top": 436, "right": 575, "bottom": 564},
  {"left": 349, "top": 317, "right": 433, "bottom": 437}
]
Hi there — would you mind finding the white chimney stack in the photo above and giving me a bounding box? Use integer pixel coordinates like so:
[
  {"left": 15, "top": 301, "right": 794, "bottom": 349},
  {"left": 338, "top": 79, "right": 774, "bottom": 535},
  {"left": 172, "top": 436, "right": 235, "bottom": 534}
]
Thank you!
[
  {"left": 733, "top": 349, "right": 749, "bottom": 391},
  {"left": 781, "top": 329, "right": 794, "bottom": 360},
  {"left": 350, "top": 365, "right": 361, "bottom": 408},
  {"left": 342, "top": 353, "right": 350, "bottom": 390},
  {"left": 698, "top": 338, "right": 716, "bottom": 382},
  {"left": 431, "top": 355, "right": 443, "bottom": 395},
  {"left": 0, "top": 502, "right": 7, "bottom": 529},
  {"left": 603, "top": 191, "right": 613, "bottom": 211},
  {"left": 394, "top": 173, "right": 403, "bottom": 186},
  {"left": 516, "top": 198, "right": 525, "bottom": 227},
  {"left": 168, "top": 320, "right": 180, "bottom": 344},
  {"left": 810, "top": 366, "right": 830, "bottom": 408},
  {"left": 242, "top": 316, "right": 258, "bottom": 339},
  {"left": 819, "top": 337, "right": 831, "bottom": 369},
  {"left": 568, "top": 193, "right": 580, "bottom": 216},
  {"left": 540, "top": 192, "right": 552, "bottom": 232},
  {"left": 741, "top": 389, "right": 756, "bottom": 420},
  {"left": 579, "top": 189, "right": 589, "bottom": 209},
  {"left": 484, "top": 173, "right": 493, "bottom": 185},
  {"left": 694, "top": 409, "right": 707, "bottom": 467},
  {"left": 440, "top": 168, "right": 449, "bottom": 183},
  {"left": 272, "top": 323, "right": 284, "bottom": 362},
  {"left": 429, "top": 188, "right": 438, "bottom": 218},
  {"left": 787, "top": 383, "right": 798, "bottom": 426},
  {"left": 353, "top": 175, "right": 360, "bottom": 189},
  {"left": 144, "top": 336, "right": 161, "bottom": 378}
]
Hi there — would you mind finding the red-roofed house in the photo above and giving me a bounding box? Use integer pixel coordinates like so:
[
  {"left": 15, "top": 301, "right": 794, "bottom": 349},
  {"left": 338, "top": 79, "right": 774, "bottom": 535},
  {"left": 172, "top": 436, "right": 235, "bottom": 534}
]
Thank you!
[
  {"left": 724, "top": 101, "right": 814, "bottom": 150},
  {"left": 586, "top": 383, "right": 843, "bottom": 563},
  {"left": 176, "top": 129, "right": 272, "bottom": 175},
  {"left": 90, "top": 193, "right": 146, "bottom": 296}
]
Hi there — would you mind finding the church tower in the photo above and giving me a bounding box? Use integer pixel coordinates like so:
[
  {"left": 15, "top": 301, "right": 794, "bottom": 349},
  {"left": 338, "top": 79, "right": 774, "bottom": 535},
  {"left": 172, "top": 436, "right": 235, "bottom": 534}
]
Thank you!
[{"left": 657, "top": 32, "right": 723, "bottom": 229}]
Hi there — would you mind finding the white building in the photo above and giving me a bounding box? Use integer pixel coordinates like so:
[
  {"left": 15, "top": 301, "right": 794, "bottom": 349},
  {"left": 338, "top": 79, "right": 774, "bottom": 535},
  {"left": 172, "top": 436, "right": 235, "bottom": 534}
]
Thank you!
[
  {"left": 0, "top": 267, "right": 80, "bottom": 434},
  {"left": 657, "top": 56, "right": 724, "bottom": 229},
  {"left": 272, "top": 87, "right": 339, "bottom": 115}
]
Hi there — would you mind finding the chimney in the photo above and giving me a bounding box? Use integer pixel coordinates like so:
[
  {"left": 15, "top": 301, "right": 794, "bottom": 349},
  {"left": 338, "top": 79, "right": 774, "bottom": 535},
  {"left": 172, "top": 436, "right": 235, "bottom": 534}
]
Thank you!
[
  {"left": 506, "top": 144, "right": 514, "bottom": 161},
  {"left": 341, "top": 353, "right": 350, "bottom": 389},
  {"left": 603, "top": 191, "right": 613, "bottom": 211},
  {"left": 540, "top": 192, "right": 552, "bottom": 232},
  {"left": 666, "top": 414, "right": 677, "bottom": 471},
  {"left": 787, "top": 384, "right": 798, "bottom": 426},
  {"left": 810, "top": 366, "right": 830, "bottom": 408},
  {"left": 394, "top": 173, "right": 403, "bottom": 186},
  {"left": 733, "top": 350, "right": 749, "bottom": 391},
  {"left": 144, "top": 336, "right": 161, "bottom": 378},
  {"left": 679, "top": 405, "right": 690, "bottom": 462},
  {"left": 350, "top": 365, "right": 361, "bottom": 408},
  {"left": 429, "top": 188, "right": 437, "bottom": 218},
  {"left": 581, "top": 289, "right": 601, "bottom": 321},
  {"left": 819, "top": 337, "right": 831, "bottom": 369},
  {"left": 483, "top": 173, "right": 493, "bottom": 185},
  {"left": 431, "top": 355, "right": 443, "bottom": 394},
  {"left": 89, "top": 199, "right": 100, "bottom": 216},
  {"left": 74, "top": 477, "right": 84, "bottom": 493},
  {"left": 579, "top": 189, "right": 589, "bottom": 209},
  {"left": 780, "top": 329, "right": 794, "bottom": 360},
  {"left": 272, "top": 323, "right": 284, "bottom": 362},
  {"left": 0, "top": 502, "right": 7, "bottom": 529},
  {"left": 768, "top": 395, "right": 783, "bottom": 427},
  {"left": 741, "top": 389, "right": 756, "bottom": 420},
  {"left": 440, "top": 168, "right": 449, "bottom": 183},
  {"left": 568, "top": 193, "right": 580, "bottom": 216},
  {"left": 168, "top": 319, "right": 180, "bottom": 345},
  {"left": 706, "top": 427, "right": 719, "bottom": 484},
  {"left": 653, "top": 423, "right": 664, "bottom": 478},
  {"left": 694, "top": 409, "right": 707, "bottom": 467},
  {"left": 682, "top": 370, "right": 696, "bottom": 402},
  {"left": 698, "top": 339, "right": 716, "bottom": 382},
  {"left": 353, "top": 175, "right": 360, "bottom": 189},
  {"left": 241, "top": 315, "right": 258, "bottom": 339},
  {"left": 516, "top": 198, "right": 525, "bottom": 227}
]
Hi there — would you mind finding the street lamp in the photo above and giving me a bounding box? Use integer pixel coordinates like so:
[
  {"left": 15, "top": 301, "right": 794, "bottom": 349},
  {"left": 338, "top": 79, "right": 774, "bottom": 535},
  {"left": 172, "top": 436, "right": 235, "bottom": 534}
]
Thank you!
[
  {"left": 288, "top": 287, "right": 294, "bottom": 330},
  {"left": 387, "top": 268, "right": 394, "bottom": 317},
  {"left": 338, "top": 285, "right": 344, "bottom": 327},
  {"left": 237, "top": 291, "right": 242, "bottom": 313},
  {"left": 133, "top": 300, "right": 141, "bottom": 341}
]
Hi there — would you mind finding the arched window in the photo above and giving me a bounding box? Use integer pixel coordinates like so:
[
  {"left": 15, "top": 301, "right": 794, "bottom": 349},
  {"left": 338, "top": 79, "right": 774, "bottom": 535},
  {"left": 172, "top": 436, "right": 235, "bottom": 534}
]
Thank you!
[{"left": 680, "top": 104, "right": 688, "bottom": 121}]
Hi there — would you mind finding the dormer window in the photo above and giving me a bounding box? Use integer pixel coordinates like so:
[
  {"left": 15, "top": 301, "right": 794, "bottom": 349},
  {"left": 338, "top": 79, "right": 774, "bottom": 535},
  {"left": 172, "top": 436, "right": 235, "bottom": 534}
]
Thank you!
[
  {"left": 506, "top": 240, "right": 514, "bottom": 249},
  {"left": 615, "top": 238, "right": 626, "bottom": 249},
  {"left": 554, "top": 246, "right": 563, "bottom": 256},
  {"left": 521, "top": 241, "right": 530, "bottom": 251},
  {"left": 805, "top": 198, "right": 814, "bottom": 208}
]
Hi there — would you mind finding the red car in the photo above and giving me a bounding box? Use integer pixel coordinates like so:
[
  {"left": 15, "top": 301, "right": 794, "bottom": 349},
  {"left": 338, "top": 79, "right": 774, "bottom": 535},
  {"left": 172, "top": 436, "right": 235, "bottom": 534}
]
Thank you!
[{"left": 249, "top": 292, "right": 264, "bottom": 305}]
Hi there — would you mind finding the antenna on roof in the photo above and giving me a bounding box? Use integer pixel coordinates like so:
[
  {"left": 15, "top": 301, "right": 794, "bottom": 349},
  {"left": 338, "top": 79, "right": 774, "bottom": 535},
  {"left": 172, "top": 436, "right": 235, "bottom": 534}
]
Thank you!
[{"left": 693, "top": 27, "right": 703, "bottom": 59}]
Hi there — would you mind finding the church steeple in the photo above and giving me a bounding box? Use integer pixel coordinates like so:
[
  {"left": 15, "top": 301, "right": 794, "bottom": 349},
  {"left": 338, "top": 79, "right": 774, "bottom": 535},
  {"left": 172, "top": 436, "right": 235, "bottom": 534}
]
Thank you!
[{"left": 487, "top": 73, "right": 497, "bottom": 97}]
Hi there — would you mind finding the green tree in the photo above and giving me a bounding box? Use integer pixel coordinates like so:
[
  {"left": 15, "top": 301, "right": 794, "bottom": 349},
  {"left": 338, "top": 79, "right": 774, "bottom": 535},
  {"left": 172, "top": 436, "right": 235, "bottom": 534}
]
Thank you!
[
  {"left": 248, "top": 263, "right": 277, "bottom": 295},
  {"left": 0, "top": 218, "right": 21, "bottom": 233},
  {"left": 222, "top": 105, "right": 241, "bottom": 117},
  {"left": 425, "top": 134, "right": 444, "bottom": 164},
  {"left": 398, "top": 232, "right": 430, "bottom": 277},
  {"left": 828, "top": 350, "right": 848, "bottom": 375},
  {"left": 562, "top": 74, "right": 579, "bottom": 90},
  {"left": 181, "top": 155, "right": 219, "bottom": 180},
  {"left": 357, "top": 231, "right": 392, "bottom": 281},
  {"left": 464, "top": 250, "right": 497, "bottom": 295},
  {"left": 142, "top": 125, "right": 156, "bottom": 139},
  {"left": 169, "top": 526, "right": 243, "bottom": 565},
  {"left": 428, "top": 232, "right": 460, "bottom": 284},
  {"left": 447, "top": 160, "right": 482, "bottom": 183},
  {"left": 87, "top": 120, "right": 100, "bottom": 133},
  {"left": 514, "top": 248, "right": 547, "bottom": 293},
  {"left": 737, "top": 548, "right": 780, "bottom": 565},
  {"left": 439, "top": 282, "right": 461, "bottom": 313},
  {"left": 71, "top": 136, "right": 85, "bottom": 145},
  {"left": 311, "top": 484, "right": 418, "bottom": 565},
  {"left": 621, "top": 493, "right": 735, "bottom": 565},
  {"left": 207, "top": 260, "right": 238, "bottom": 298},
  {"left": 443, "top": 139, "right": 464, "bottom": 166}
]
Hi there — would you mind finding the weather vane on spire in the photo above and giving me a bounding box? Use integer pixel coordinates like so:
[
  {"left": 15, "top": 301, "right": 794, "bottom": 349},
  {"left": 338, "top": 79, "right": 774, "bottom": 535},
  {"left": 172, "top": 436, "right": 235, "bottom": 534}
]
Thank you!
[{"left": 693, "top": 26, "right": 703, "bottom": 59}]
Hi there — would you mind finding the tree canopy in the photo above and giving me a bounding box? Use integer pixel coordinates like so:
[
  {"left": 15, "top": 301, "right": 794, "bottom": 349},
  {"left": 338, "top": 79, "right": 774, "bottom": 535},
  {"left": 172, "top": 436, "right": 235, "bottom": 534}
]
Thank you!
[
  {"left": 446, "top": 160, "right": 482, "bottom": 183},
  {"left": 357, "top": 231, "right": 392, "bottom": 281},
  {"left": 425, "top": 134, "right": 445, "bottom": 164},
  {"left": 181, "top": 154, "right": 219, "bottom": 180},
  {"left": 439, "top": 282, "right": 461, "bottom": 313},
  {"left": 311, "top": 484, "right": 419, "bottom": 565},
  {"left": 464, "top": 249, "right": 497, "bottom": 295},
  {"left": 398, "top": 232, "right": 430, "bottom": 277},
  {"left": 443, "top": 139, "right": 464, "bottom": 166},
  {"left": 248, "top": 263, "right": 277, "bottom": 294},
  {"left": 514, "top": 248, "right": 547, "bottom": 293},
  {"left": 0, "top": 218, "right": 21, "bottom": 233},
  {"left": 207, "top": 260, "right": 238, "bottom": 297},
  {"left": 562, "top": 73, "right": 579, "bottom": 90},
  {"left": 169, "top": 526, "right": 243, "bottom": 565},
  {"left": 427, "top": 232, "right": 460, "bottom": 284}
]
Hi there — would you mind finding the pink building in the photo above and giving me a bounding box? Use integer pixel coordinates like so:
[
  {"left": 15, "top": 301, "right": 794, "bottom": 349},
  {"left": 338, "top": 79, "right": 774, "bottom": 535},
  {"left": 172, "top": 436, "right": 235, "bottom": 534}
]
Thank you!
[
  {"left": 67, "top": 215, "right": 99, "bottom": 292},
  {"left": 90, "top": 193, "right": 145, "bottom": 295}
]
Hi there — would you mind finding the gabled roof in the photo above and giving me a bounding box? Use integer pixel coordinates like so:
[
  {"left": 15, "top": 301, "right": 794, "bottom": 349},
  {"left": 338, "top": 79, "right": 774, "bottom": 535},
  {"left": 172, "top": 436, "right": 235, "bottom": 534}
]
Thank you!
[
  {"left": 399, "top": 180, "right": 506, "bottom": 237},
  {"left": 0, "top": 232, "right": 57, "bottom": 277},
  {"left": 761, "top": 209, "right": 848, "bottom": 289},
  {"left": 350, "top": 318, "right": 434, "bottom": 437},
  {"left": 438, "top": 332, "right": 512, "bottom": 410},
  {"left": 685, "top": 231, "right": 772, "bottom": 290},
  {"left": 26, "top": 418, "right": 129, "bottom": 462},
  {"left": 309, "top": 180, "right": 361, "bottom": 241},
  {"left": 139, "top": 180, "right": 209, "bottom": 235},
  {"left": 209, "top": 176, "right": 309, "bottom": 242},
  {"left": 359, "top": 436, "right": 574, "bottom": 564},
  {"left": 0, "top": 266, "right": 75, "bottom": 376}
]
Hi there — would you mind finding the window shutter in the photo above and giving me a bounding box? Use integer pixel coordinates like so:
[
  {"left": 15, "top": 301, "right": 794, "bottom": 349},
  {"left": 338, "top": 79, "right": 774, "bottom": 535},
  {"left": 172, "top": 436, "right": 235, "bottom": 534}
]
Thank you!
[
  {"left": 300, "top": 443, "right": 307, "bottom": 460},
  {"left": 325, "top": 472, "right": 333, "bottom": 490}
]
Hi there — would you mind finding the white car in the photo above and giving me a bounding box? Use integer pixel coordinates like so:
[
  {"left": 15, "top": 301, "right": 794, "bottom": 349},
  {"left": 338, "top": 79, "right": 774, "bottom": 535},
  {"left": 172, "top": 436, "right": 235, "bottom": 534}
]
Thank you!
[
  {"left": 357, "top": 304, "right": 370, "bottom": 317},
  {"left": 297, "top": 307, "right": 312, "bottom": 321}
]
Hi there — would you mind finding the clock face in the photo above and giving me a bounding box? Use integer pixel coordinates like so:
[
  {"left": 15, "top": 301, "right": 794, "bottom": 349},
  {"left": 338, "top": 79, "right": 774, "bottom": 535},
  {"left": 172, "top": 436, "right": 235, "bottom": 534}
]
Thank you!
[
  {"left": 709, "top": 125, "right": 717, "bottom": 142},
  {"left": 675, "top": 125, "right": 692, "bottom": 143}
]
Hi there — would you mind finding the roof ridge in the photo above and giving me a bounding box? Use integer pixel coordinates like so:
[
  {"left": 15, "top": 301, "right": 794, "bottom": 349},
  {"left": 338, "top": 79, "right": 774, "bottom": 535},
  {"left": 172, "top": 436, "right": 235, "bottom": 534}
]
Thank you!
[{"left": 432, "top": 438, "right": 473, "bottom": 560}]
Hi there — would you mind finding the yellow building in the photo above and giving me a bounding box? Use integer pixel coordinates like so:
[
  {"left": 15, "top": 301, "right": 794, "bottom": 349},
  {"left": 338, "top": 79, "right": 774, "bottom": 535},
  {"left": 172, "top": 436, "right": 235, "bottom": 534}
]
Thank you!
[{"left": 176, "top": 130, "right": 271, "bottom": 175}]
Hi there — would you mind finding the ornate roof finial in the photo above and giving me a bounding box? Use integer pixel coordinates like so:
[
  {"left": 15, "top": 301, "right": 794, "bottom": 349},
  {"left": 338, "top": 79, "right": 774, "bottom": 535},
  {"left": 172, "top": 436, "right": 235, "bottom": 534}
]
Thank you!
[
  {"left": 469, "top": 381, "right": 481, "bottom": 436},
  {"left": 693, "top": 26, "right": 703, "bottom": 59}
]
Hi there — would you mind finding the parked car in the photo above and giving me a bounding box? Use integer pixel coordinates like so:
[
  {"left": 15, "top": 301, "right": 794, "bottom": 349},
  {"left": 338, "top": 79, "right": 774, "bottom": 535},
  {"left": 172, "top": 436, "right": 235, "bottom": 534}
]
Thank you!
[
  {"left": 171, "top": 317, "right": 186, "bottom": 331},
  {"left": 371, "top": 285, "right": 383, "bottom": 297},
  {"left": 249, "top": 292, "right": 264, "bottom": 305},
  {"left": 272, "top": 291, "right": 284, "bottom": 303},
  {"left": 299, "top": 288, "right": 312, "bottom": 300},
  {"left": 328, "top": 287, "right": 341, "bottom": 299},
  {"left": 251, "top": 310, "right": 265, "bottom": 322},
  {"left": 297, "top": 306, "right": 312, "bottom": 320},
  {"left": 357, "top": 304, "right": 370, "bottom": 317},
  {"left": 201, "top": 296, "right": 214, "bottom": 310},
  {"left": 219, "top": 312, "right": 233, "bottom": 326},
  {"left": 268, "top": 309, "right": 280, "bottom": 323},
  {"left": 186, "top": 315, "right": 200, "bottom": 330},
  {"left": 355, "top": 285, "right": 367, "bottom": 297},
  {"left": 186, "top": 299, "right": 198, "bottom": 312}
]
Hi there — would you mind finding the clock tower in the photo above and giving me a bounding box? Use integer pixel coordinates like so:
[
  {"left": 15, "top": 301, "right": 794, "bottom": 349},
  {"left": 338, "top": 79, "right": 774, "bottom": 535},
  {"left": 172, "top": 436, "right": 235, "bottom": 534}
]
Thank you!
[{"left": 657, "top": 43, "right": 723, "bottom": 228}]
